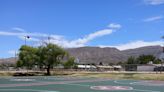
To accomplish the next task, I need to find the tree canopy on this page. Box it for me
[63,57,77,69]
[126,54,161,64]
[37,43,66,75]
[17,45,38,69]
[17,43,67,75]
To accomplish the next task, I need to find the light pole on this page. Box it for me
[48,36,51,44]
[24,36,30,45]
[15,50,17,64]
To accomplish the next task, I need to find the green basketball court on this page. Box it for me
[0,76,163,92]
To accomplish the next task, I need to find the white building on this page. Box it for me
[77,65,96,69]
[137,65,155,71]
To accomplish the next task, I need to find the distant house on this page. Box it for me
[137,64,156,71]
[113,65,122,71]
[124,64,137,71]
[97,65,114,71]
[97,65,122,71]
[124,64,163,72]
[77,65,97,70]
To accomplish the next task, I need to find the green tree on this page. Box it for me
[38,43,66,75]
[17,45,38,69]
[127,56,136,64]
[154,59,161,64]
[63,57,77,69]
[137,54,156,64]
[117,62,123,65]
[17,44,67,75]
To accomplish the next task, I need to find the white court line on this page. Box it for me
[130,81,138,84]
[114,80,160,92]
[130,81,164,86]
[114,80,147,86]
[0,84,160,92]
[0,89,59,92]
[114,80,130,85]
[133,89,160,92]
[63,83,91,87]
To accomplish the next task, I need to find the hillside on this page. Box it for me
[0,57,17,65]
[0,46,163,65]
[122,46,163,58]
[67,47,128,64]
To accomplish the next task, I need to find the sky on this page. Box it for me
[0,0,164,58]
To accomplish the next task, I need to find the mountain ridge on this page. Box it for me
[0,45,163,65]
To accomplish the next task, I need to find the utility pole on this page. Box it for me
[15,50,17,63]
[48,36,51,44]
[24,36,30,45]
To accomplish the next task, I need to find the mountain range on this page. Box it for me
[0,46,163,65]
[67,46,163,65]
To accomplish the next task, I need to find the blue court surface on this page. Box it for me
[0,76,164,92]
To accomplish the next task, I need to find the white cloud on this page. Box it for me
[144,0,164,5]
[143,15,163,22]
[0,23,121,48]
[12,27,26,32]
[108,23,121,29]
[0,30,67,47]
[99,40,164,50]
[0,30,63,41]
[48,23,122,48]
[47,29,114,48]
[73,29,113,44]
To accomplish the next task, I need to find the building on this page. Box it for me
[77,65,97,70]
[137,64,156,71]
[97,65,114,71]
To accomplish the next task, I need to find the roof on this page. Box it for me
[77,65,96,69]
[97,65,113,68]
[113,65,122,68]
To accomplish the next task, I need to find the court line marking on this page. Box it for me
[63,83,91,87]
[114,80,130,85]
[0,89,59,92]
[65,83,158,92]
[0,78,110,87]
[0,78,162,92]
[133,89,160,92]
[130,81,164,86]
[114,80,163,86]
[114,80,160,92]
[0,80,161,92]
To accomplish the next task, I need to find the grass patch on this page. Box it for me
[52,71,164,80]
[1,70,164,81]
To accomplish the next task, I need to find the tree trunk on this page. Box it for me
[46,65,51,75]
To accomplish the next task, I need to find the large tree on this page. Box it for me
[17,44,67,75]
[126,54,158,65]
[37,43,66,75]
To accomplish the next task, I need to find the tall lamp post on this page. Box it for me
[24,36,30,45]
[48,36,51,44]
